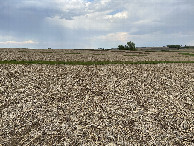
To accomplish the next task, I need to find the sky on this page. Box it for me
[0,0,194,49]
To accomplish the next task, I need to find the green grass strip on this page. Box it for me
[0,60,194,65]
[92,54,105,55]
[64,53,81,54]
[145,50,157,52]
[161,50,182,52]
[179,53,194,56]
[40,52,53,53]
[123,55,146,56]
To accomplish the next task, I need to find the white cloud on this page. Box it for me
[0,0,194,48]
[95,32,130,43]
[105,11,128,21]
[54,0,86,11]
[100,0,111,5]
[0,40,38,45]
[19,0,86,10]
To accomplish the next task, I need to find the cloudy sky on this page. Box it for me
[0,0,194,49]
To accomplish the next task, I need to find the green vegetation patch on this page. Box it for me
[161,50,182,52]
[145,50,158,52]
[0,60,194,65]
[125,51,144,54]
[179,53,194,56]
[161,50,170,52]
[111,50,126,52]
[40,51,53,53]
[90,50,103,51]
[92,54,105,55]
[123,55,146,57]
[64,53,81,54]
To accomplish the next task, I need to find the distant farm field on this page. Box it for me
[0,48,193,62]
[0,48,193,145]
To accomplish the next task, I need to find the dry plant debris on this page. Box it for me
[0,48,193,62]
[0,63,193,145]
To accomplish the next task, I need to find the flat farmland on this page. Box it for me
[0,48,193,145]
[0,48,194,62]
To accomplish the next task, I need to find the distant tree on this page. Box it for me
[167,45,181,49]
[118,41,136,50]
[127,41,136,50]
[118,45,125,50]
[183,45,189,48]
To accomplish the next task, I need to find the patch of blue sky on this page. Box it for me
[108,9,122,15]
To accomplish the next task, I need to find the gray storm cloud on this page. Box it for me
[0,0,194,48]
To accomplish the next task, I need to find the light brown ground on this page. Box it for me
[0,63,193,145]
[0,49,194,145]
[0,48,193,62]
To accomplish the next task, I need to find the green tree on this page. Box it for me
[118,45,125,50]
[118,41,136,50]
[127,41,136,50]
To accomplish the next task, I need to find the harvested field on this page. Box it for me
[0,48,194,145]
[0,48,193,62]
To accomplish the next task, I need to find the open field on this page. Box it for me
[0,48,194,62]
[0,48,194,145]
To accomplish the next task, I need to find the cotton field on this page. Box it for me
[0,48,194,145]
